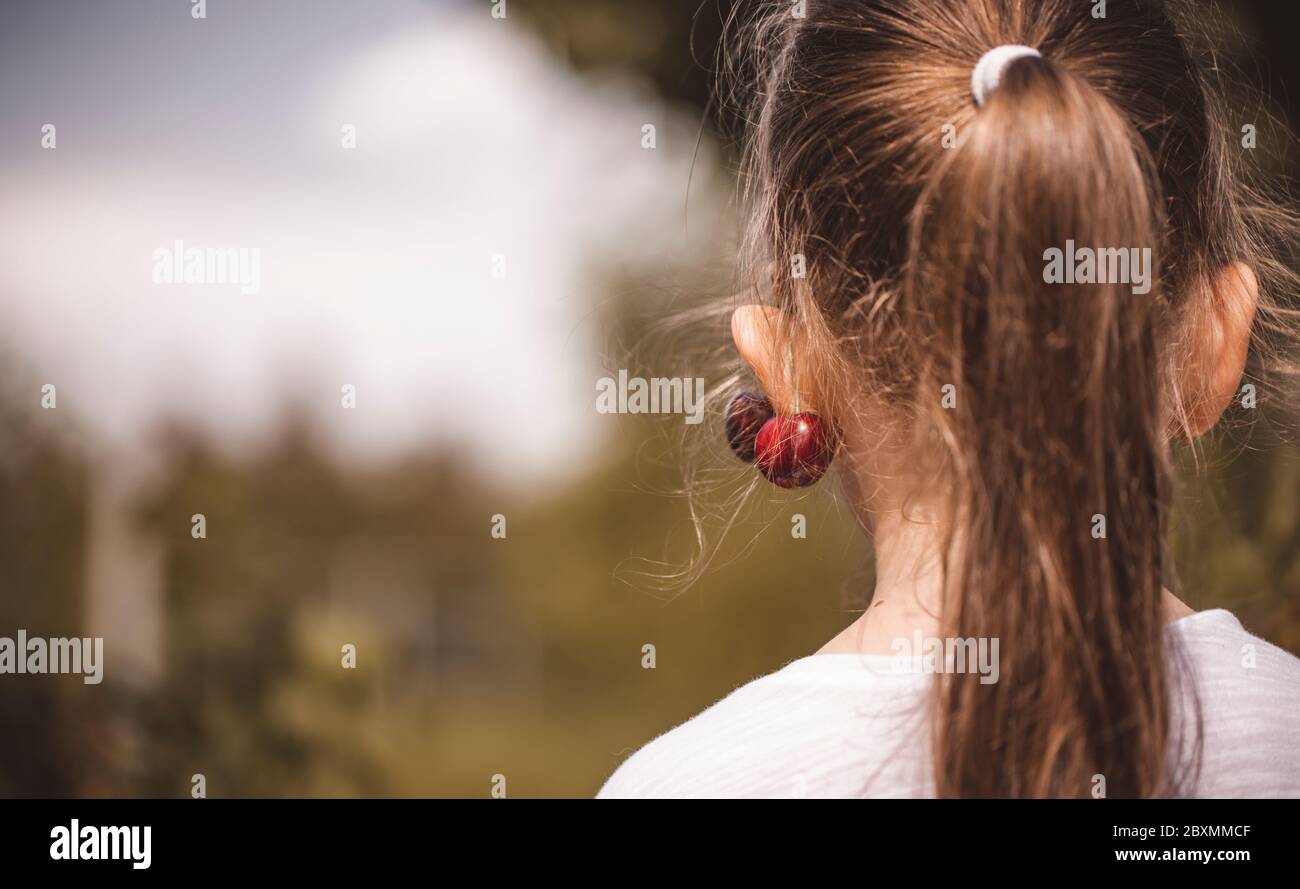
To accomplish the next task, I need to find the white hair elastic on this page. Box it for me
[971,44,1041,107]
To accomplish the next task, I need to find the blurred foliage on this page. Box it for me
[128,416,862,797]
[512,0,734,113]
[0,397,863,797]
[0,358,103,797]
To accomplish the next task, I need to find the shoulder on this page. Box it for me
[1170,610,1300,797]
[1171,609,1300,692]
[597,655,931,799]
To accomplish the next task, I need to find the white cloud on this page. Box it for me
[0,9,724,488]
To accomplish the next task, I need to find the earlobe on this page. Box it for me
[730,305,818,414]
[731,304,780,392]
[1182,262,1258,438]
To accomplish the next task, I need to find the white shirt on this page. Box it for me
[597,610,1300,798]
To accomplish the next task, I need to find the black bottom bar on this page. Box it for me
[1,799,1289,875]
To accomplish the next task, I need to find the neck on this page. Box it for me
[818,494,1194,657]
[819,497,950,655]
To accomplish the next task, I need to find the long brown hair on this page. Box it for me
[709,0,1300,797]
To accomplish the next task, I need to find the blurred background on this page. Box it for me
[0,0,1297,798]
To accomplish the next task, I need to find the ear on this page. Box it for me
[1180,262,1258,438]
[731,305,818,414]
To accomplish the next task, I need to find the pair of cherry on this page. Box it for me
[725,392,837,488]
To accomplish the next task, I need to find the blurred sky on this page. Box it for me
[0,0,724,488]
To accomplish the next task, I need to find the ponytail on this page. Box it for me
[907,56,1172,797]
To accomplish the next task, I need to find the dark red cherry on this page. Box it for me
[725,392,774,463]
[755,413,837,488]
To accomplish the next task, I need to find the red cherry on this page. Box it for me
[755,413,836,488]
[725,392,774,463]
